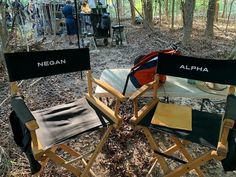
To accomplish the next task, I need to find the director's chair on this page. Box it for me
[130,53,236,176]
[4,48,126,176]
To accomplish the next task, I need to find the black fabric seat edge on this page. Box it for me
[139,102,223,148]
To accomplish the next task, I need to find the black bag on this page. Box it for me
[9,111,41,174]
[221,95,236,171]
[221,128,236,171]
[100,13,110,30]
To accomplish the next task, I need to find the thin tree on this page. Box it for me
[205,0,217,41]
[129,0,136,24]
[222,0,227,18]
[226,0,235,32]
[158,0,162,26]
[118,0,123,19]
[171,0,175,30]
[165,0,169,21]
[215,0,219,22]
[142,0,153,28]
[0,1,8,61]
[182,0,195,45]
[154,0,158,15]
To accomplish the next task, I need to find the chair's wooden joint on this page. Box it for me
[64,149,95,165]
[92,78,126,101]
[216,142,228,157]
[129,81,156,100]
[130,116,137,125]
[10,82,19,95]
[228,86,235,95]
[25,120,39,130]
[223,119,234,129]
[33,150,45,160]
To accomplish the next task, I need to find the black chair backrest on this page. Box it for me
[157,53,236,85]
[4,48,91,82]
[225,95,236,121]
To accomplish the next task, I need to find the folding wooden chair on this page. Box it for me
[129,53,236,176]
[4,48,126,176]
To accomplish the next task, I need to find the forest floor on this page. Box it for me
[1,19,236,176]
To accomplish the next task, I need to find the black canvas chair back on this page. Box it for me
[5,48,125,176]
[157,53,236,85]
[129,53,236,176]
[5,48,90,82]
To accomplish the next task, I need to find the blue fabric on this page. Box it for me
[62,4,77,35]
[62,4,74,19]
[65,18,77,35]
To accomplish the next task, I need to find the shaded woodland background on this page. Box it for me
[0,0,236,53]
[0,0,236,176]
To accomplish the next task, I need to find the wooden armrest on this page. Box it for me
[217,119,234,156]
[25,120,39,131]
[130,81,156,100]
[130,98,158,125]
[86,94,122,127]
[92,78,126,101]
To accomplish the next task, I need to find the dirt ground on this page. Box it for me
[1,20,236,176]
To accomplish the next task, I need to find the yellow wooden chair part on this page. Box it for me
[129,53,236,176]
[5,48,126,177]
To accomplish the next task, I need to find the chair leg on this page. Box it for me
[141,126,170,175]
[165,151,213,177]
[45,149,82,176]
[163,137,204,176]
[141,127,206,177]
[33,146,58,176]
[81,125,114,177]
[170,136,204,177]
[59,144,96,177]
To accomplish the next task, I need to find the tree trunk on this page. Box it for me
[205,0,216,41]
[141,0,145,17]
[0,3,7,64]
[165,0,169,21]
[130,0,136,25]
[143,0,153,28]
[215,0,219,22]
[118,0,123,19]
[226,0,235,32]
[180,0,185,26]
[122,0,125,17]
[158,0,162,26]
[0,22,4,64]
[154,0,158,15]
[182,0,195,45]
[222,0,227,18]
[171,0,175,29]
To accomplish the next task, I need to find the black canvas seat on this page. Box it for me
[130,53,236,176]
[5,48,126,176]
[139,104,223,148]
[12,97,107,150]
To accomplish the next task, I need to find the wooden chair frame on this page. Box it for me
[129,54,236,176]
[6,49,126,177]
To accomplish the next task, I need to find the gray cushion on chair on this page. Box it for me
[33,98,105,149]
